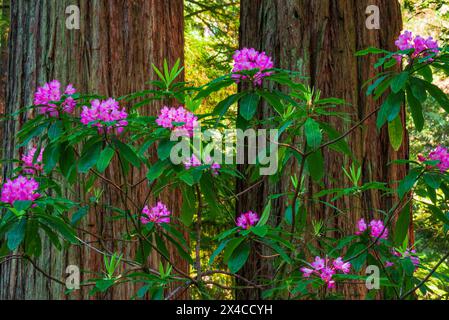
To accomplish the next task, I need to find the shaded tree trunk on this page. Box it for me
[0,0,9,157]
[237,0,407,299]
[0,0,186,300]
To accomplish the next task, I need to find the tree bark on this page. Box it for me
[0,0,186,300]
[237,0,407,299]
[0,0,9,158]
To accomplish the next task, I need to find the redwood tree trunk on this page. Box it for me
[0,0,8,157]
[0,0,186,300]
[237,0,407,299]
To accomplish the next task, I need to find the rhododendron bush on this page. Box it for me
[1,35,449,300]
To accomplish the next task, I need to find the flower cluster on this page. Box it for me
[0,176,41,205]
[236,211,259,230]
[184,154,202,170]
[183,155,221,176]
[386,248,420,270]
[156,106,199,136]
[356,218,388,240]
[210,162,221,176]
[418,146,449,172]
[394,31,439,63]
[21,147,44,174]
[232,48,274,86]
[301,256,351,289]
[80,98,128,134]
[34,80,77,117]
[141,201,171,225]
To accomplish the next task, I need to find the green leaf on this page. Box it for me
[377,91,404,129]
[147,160,169,182]
[43,142,61,174]
[13,200,32,212]
[71,206,89,225]
[417,65,433,82]
[406,86,424,131]
[180,186,195,226]
[319,123,352,157]
[6,218,26,250]
[423,173,441,189]
[78,141,102,173]
[209,239,230,266]
[367,75,388,96]
[228,242,251,273]
[157,140,176,161]
[307,150,324,182]
[96,147,115,173]
[223,238,244,263]
[355,47,388,56]
[239,93,260,120]
[397,168,421,199]
[409,77,427,103]
[258,90,284,115]
[315,98,345,105]
[394,203,410,246]
[179,171,194,186]
[195,79,234,100]
[213,93,244,121]
[304,118,322,149]
[346,243,367,272]
[390,72,409,93]
[60,145,76,182]
[421,80,449,113]
[200,175,220,217]
[257,201,271,227]
[95,279,115,292]
[38,214,78,244]
[48,121,64,141]
[388,116,403,151]
[250,225,268,237]
[113,139,141,168]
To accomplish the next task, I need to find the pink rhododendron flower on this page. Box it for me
[1,176,41,205]
[333,257,351,274]
[300,267,314,278]
[205,156,221,176]
[184,154,202,170]
[311,256,325,270]
[183,155,221,176]
[141,201,171,225]
[355,218,367,235]
[394,31,439,63]
[34,80,77,117]
[236,211,259,230]
[301,256,351,288]
[232,48,274,86]
[369,220,388,240]
[385,261,395,268]
[210,162,221,176]
[156,106,199,136]
[21,147,44,174]
[419,146,449,172]
[391,248,420,270]
[355,218,388,240]
[81,98,128,134]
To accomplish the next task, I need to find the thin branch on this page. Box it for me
[400,251,449,299]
